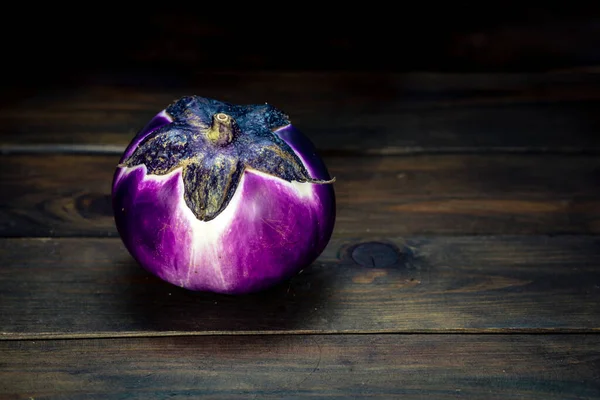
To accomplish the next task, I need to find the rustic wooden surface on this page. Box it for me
[1,235,599,339]
[2,9,600,396]
[3,70,600,153]
[2,335,599,399]
[3,153,600,238]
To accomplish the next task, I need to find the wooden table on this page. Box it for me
[1,67,600,398]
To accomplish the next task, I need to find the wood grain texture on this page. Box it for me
[2,153,600,238]
[2,71,600,153]
[1,334,599,399]
[1,235,599,338]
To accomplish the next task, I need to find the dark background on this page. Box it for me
[4,4,600,87]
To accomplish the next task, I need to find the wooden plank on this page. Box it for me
[1,334,599,399]
[2,153,600,238]
[1,235,599,338]
[2,71,600,153]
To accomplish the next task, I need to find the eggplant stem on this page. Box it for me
[207,113,239,146]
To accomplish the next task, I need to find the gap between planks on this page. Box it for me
[3,328,600,342]
[3,143,600,156]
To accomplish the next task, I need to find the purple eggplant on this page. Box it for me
[112,96,336,294]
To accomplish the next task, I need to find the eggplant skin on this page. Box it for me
[112,108,335,295]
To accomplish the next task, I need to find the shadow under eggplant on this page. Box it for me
[113,256,337,334]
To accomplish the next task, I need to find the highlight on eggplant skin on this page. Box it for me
[111,96,336,295]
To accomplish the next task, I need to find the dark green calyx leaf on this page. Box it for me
[120,96,334,222]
